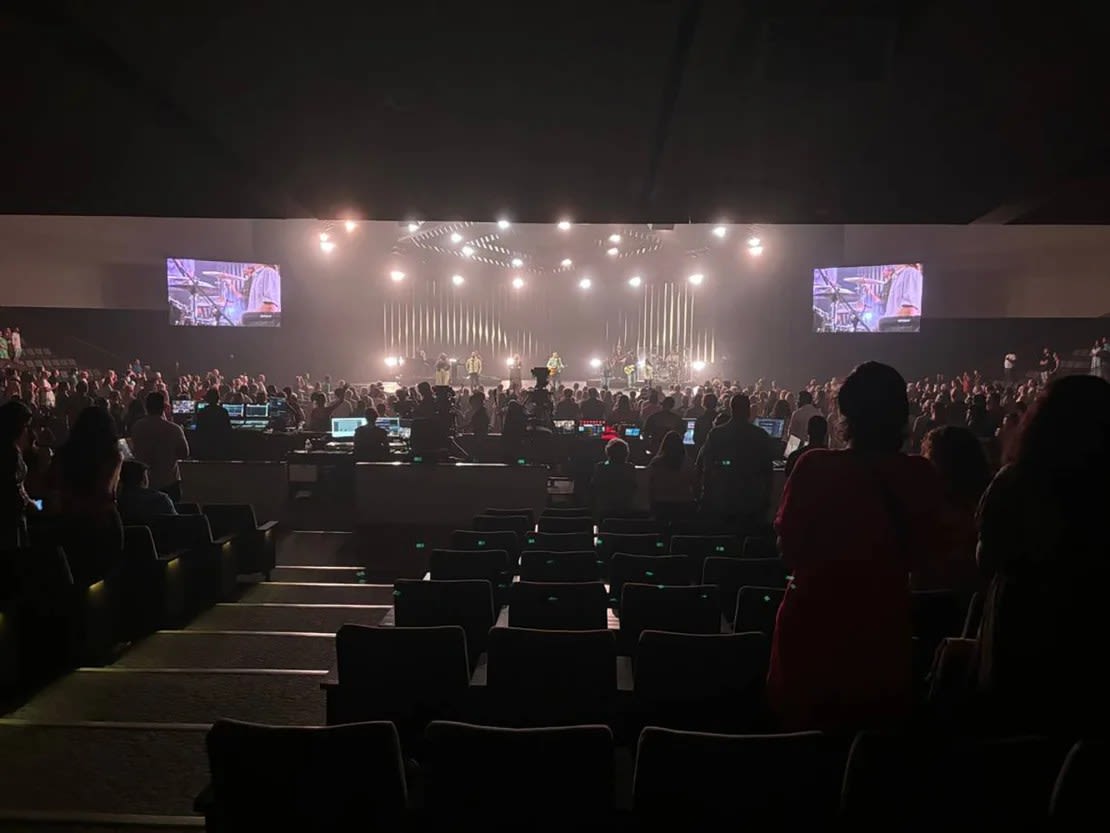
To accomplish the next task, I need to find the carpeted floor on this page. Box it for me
[187,602,388,633]
[114,631,335,671]
[10,670,326,725]
[269,565,368,583]
[238,581,396,606]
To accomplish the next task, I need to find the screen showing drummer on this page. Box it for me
[811,263,923,333]
[167,259,282,327]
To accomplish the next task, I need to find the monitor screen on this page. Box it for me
[235,420,269,431]
[245,403,269,419]
[375,416,401,437]
[171,399,196,416]
[167,259,282,327]
[224,403,245,418]
[812,263,923,333]
[754,418,785,439]
[683,418,696,446]
[331,417,367,438]
[552,419,577,435]
[268,397,288,413]
[578,420,604,438]
[397,425,412,440]
[622,426,642,439]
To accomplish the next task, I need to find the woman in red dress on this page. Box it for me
[769,362,947,731]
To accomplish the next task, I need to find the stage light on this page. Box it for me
[561,258,573,268]
[713,225,727,238]
[511,257,523,268]
[506,356,516,367]
[558,220,572,230]
[609,233,621,243]
[407,221,420,232]
[390,270,406,282]
[344,220,357,233]
[747,236,761,248]
[461,245,474,256]
[578,277,592,290]
[512,276,525,289]
[590,358,602,369]
[692,360,706,372]
[688,273,704,285]
[607,247,619,256]
[384,356,398,368]
[449,357,458,364]
[451,274,465,286]
[628,275,642,287]
[319,231,330,242]
[637,359,646,368]
[320,239,336,253]
[451,232,463,243]
[748,245,763,256]
[498,219,511,229]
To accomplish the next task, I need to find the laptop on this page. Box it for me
[331,417,367,438]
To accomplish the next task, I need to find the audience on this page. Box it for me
[117,459,176,523]
[193,388,232,459]
[647,430,695,516]
[591,437,637,519]
[0,400,35,548]
[695,394,774,530]
[129,392,190,502]
[784,414,827,477]
[353,408,390,462]
[643,396,684,452]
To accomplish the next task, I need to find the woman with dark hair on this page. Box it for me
[0,400,36,547]
[648,430,696,517]
[974,375,1110,734]
[768,362,947,730]
[915,425,992,593]
[47,406,124,586]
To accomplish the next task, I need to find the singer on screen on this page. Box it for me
[884,263,923,318]
[245,264,282,313]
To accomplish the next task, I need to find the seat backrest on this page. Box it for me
[540,506,591,518]
[486,627,616,725]
[527,531,594,552]
[149,513,214,552]
[450,529,520,561]
[336,624,470,695]
[599,517,663,536]
[393,579,495,659]
[473,513,531,538]
[123,526,159,566]
[537,515,593,534]
[429,549,510,586]
[633,727,834,824]
[1051,741,1108,828]
[202,503,259,539]
[742,536,779,559]
[702,558,788,620]
[206,719,407,828]
[670,534,741,558]
[734,586,785,634]
[910,589,966,645]
[596,532,665,564]
[174,502,201,516]
[609,554,689,608]
[508,582,607,630]
[484,507,536,525]
[519,550,603,583]
[425,721,613,817]
[619,584,720,653]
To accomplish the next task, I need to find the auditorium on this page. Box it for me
[2,4,1109,831]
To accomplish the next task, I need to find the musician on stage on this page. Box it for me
[546,352,565,384]
[623,356,637,389]
[508,353,523,390]
[883,263,923,318]
[434,353,451,386]
[465,351,483,387]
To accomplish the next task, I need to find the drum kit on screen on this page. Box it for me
[168,269,246,326]
[812,275,885,333]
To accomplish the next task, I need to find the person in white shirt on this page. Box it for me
[129,391,190,501]
[1004,352,1017,385]
[787,389,821,442]
[330,387,354,419]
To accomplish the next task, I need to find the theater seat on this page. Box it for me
[539,506,590,518]
[596,533,665,568]
[202,503,278,579]
[198,719,406,831]
[486,626,616,726]
[608,553,689,609]
[702,558,789,622]
[672,534,742,579]
[450,529,520,567]
[526,531,594,552]
[519,550,602,583]
[618,584,720,655]
[1051,741,1108,831]
[147,514,236,609]
[734,586,785,635]
[598,517,663,536]
[508,581,607,630]
[428,549,510,606]
[633,727,837,825]
[484,507,536,525]
[327,625,470,748]
[537,515,593,534]
[393,579,495,663]
[425,721,614,829]
[174,502,201,515]
[120,525,186,636]
[472,513,531,539]
[742,536,779,559]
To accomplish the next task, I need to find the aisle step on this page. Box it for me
[269,565,369,584]
[187,602,387,634]
[114,631,334,671]
[238,581,395,606]
[8,668,325,725]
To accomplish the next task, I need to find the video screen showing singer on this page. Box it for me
[812,262,923,333]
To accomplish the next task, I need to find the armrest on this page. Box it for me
[212,534,236,547]
[257,520,279,533]
[193,783,214,814]
[320,665,339,690]
[156,550,187,564]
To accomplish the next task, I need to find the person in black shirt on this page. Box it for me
[554,388,580,420]
[580,387,605,420]
[644,395,685,452]
[353,408,390,462]
[693,392,719,449]
[194,388,233,459]
[785,415,828,477]
[413,382,437,420]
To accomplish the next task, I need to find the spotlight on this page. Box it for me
[511,257,524,268]
[407,221,420,232]
[688,273,704,285]
[747,236,761,248]
[449,357,457,364]
[384,356,398,368]
[390,270,406,282]
[558,220,572,230]
[450,232,463,243]
[637,359,646,368]
[589,357,602,369]
[748,245,763,256]
[608,233,621,243]
[320,239,335,253]
[512,276,525,289]
[319,231,330,242]
[628,275,642,287]
[578,277,592,290]
[607,247,619,256]
[451,274,465,286]
[561,258,573,268]
[497,219,511,229]
[506,357,516,367]
[461,245,474,256]
[692,360,706,372]
[344,220,357,233]
[712,225,727,238]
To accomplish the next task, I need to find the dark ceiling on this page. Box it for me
[4,1,1108,223]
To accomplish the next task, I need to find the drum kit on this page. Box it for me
[812,275,886,333]
[168,267,246,326]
